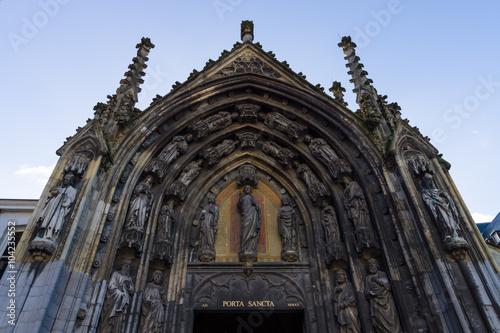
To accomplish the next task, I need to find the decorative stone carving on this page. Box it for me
[152,200,175,263]
[119,175,154,252]
[237,164,258,188]
[296,163,328,203]
[236,131,258,149]
[278,195,299,262]
[305,135,351,179]
[36,172,77,242]
[98,259,134,333]
[321,201,346,264]
[201,139,238,165]
[421,173,469,249]
[260,140,295,167]
[145,134,192,181]
[329,81,348,106]
[342,176,379,252]
[334,269,361,333]
[139,270,166,333]
[198,194,219,262]
[216,50,281,78]
[237,185,261,274]
[405,149,433,177]
[236,103,261,122]
[167,160,202,200]
[365,258,402,333]
[64,150,93,176]
[259,111,307,140]
[188,111,238,140]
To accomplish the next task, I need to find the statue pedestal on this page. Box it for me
[239,250,257,275]
[198,249,216,262]
[282,250,298,262]
[29,238,57,261]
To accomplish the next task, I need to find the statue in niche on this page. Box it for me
[237,185,261,272]
[189,111,238,139]
[296,163,328,203]
[321,201,346,264]
[342,176,378,252]
[98,259,134,333]
[146,134,192,180]
[278,195,298,262]
[259,111,307,140]
[365,258,401,333]
[119,175,154,251]
[152,200,175,263]
[260,141,294,167]
[168,160,202,200]
[139,270,166,333]
[305,135,351,178]
[421,172,467,244]
[334,269,362,333]
[198,194,219,262]
[37,172,77,241]
[201,139,237,165]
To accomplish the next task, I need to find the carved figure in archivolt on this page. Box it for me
[421,173,466,244]
[305,135,351,178]
[296,163,328,203]
[98,259,134,333]
[189,111,238,139]
[201,139,237,165]
[139,270,166,333]
[237,131,258,149]
[168,160,202,200]
[198,194,219,262]
[260,140,295,167]
[119,176,153,251]
[37,172,77,241]
[278,195,298,262]
[236,103,261,122]
[334,269,362,333]
[365,258,401,333]
[152,200,175,262]
[237,185,261,256]
[146,134,192,180]
[259,111,307,140]
[342,176,378,252]
[321,201,346,264]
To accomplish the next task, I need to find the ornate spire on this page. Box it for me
[241,20,254,42]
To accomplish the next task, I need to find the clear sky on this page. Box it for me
[1,0,499,223]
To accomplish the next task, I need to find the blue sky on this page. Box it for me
[1,0,499,223]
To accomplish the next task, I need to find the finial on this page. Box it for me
[241,20,254,42]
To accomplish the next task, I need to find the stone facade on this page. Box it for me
[1,22,499,332]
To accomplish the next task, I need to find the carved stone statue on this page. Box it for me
[278,195,298,262]
[168,160,202,200]
[259,111,307,140]
[152,200,175,263]
[189,111,238,139]
[98,259,134,333]
[237,185,261,271]
[119,176,154,251]
[334,269,362,333]
[321,201,346,264]
[198,194,219,262]
[146,134,192,180]
[342,176,378,252]
[296,163,328,203]
[305,135,351,178]
[261,141,295,167]
[365,259,401,333]
[37,172,77,241]
[201,139,237,165]
[139,270,166,333]
[421,173,466,244]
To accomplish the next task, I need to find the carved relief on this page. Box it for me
[305,135,351,179]
[342,176,379,252]
[216,51,281,78]
[119,175,154,252]
[236,131,258,149]
[145,134,192,181]
[237,185,261,274]
[139,270,166,333]
[260,140,295,167]
[278,195,299,262]
[167,160,202,200]
[259,111,307,140]
[237,164,258,188]
[295,163,328,203]
[152,200,175,263]
[188,111,238,140]
[320,201,346,264]
[198,194,219,262]
[334,269,361,333]
[201,139,238,165]
[365,259,402,333]
[64,150,93,176]
[236,103,261,123]
[97,259,134,333]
